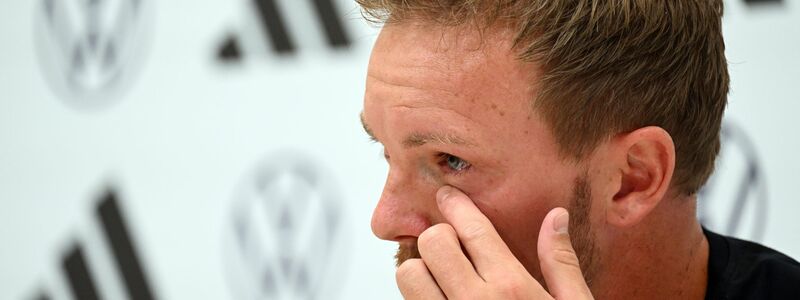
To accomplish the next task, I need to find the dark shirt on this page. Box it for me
[705,228,800,299]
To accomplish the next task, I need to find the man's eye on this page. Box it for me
[443,154,470,172]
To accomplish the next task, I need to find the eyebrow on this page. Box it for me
[360,112,475,148]
[403,132,472,148]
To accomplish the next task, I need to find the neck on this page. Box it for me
[590,195,709,299]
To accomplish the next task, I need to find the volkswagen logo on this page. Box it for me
[699,122,768,241]
[223,151,349,300]
[34,0,153,108]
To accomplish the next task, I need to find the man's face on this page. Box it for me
[362,22,599,281]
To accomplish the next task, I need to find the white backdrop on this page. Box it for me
[0,0,797,299]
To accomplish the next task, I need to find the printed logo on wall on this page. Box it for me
[31,189,156,300]
[34,0,153,109]
[698,123,768,241]
[216,0,352,62]
[224,152,349,300]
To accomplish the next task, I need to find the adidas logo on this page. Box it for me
[34,190,155,300]
[217,0,352,61]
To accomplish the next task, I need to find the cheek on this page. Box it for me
[473,185,560,241]
[462,169,572,225]
[463,175,575,274]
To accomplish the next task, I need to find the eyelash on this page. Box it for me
[380,148,471,176]
[437,153,471,175]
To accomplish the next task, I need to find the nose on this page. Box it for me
[371,169,440,242]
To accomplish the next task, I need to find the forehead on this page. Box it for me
[369,22,532,93]
[366,22,541,131]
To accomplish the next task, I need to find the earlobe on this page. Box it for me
[607,127,675,227]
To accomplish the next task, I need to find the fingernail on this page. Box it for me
[436,186,453,203]
[553,210,569,234]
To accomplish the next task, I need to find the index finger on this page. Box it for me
[435,185,524,278]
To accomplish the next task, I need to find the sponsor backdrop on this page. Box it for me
[0,0,797,299]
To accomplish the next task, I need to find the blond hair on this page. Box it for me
[357,0,729,195]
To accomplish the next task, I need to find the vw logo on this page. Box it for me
[34,0,153,108]
[223,152,349,300]
[699,122,768,241]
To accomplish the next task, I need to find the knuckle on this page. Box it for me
[460,221,489,243]
[465,293,488,300]
[550,248,582,269]
[418,223,456,252]
[418,224,443,244]
[453,290,486,300]
[396,258,425,282]
[494,278,526,299]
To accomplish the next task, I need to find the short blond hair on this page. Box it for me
[357,0,729,195]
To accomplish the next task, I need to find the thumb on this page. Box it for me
[537,207,593,299]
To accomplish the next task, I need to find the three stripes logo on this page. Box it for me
[217,0,352,61]
[35,190,155,300]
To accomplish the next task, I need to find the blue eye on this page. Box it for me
[444,154,470,172]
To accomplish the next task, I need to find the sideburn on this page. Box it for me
[570,173,599,287]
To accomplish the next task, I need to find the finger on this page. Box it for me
[417,223,484,298]
[537,207,594,299]
[435,186,520,277]
[396,258,447,300]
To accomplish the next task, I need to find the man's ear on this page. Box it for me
[606,126,676,227]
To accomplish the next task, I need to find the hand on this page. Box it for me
[395,186,594,299]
